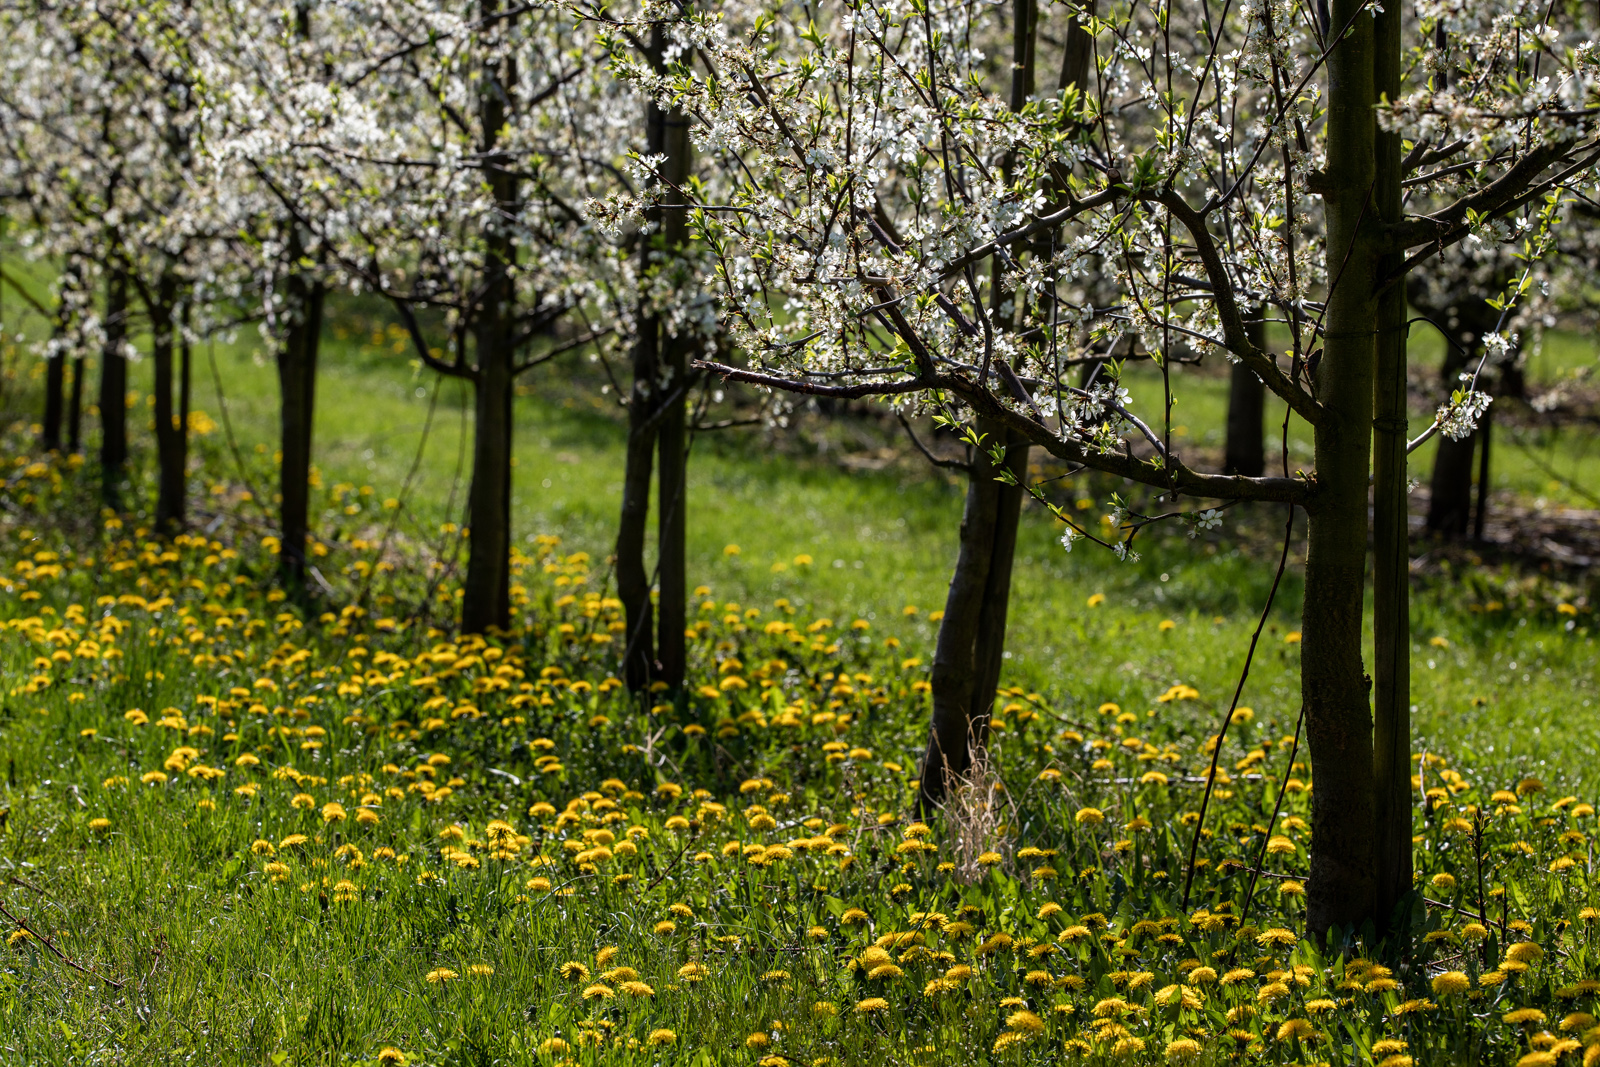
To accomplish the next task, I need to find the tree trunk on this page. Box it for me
[969,434,1028,735]
[617,21,694,692]
[1371,0,1413,936]
[41,268,75,453]
[100,269,128,504]
[1473,406,1492,542]
[460,16,518,635]
[655,106,694,693]
[1302,0,1378,939]
[918,425,1002,811]
[1224,316,1267,476]
[1428,431,1477,536]
[278,226,324,592]
[616,322,658,689]
[67,355,84,453]
[151,276,187,531]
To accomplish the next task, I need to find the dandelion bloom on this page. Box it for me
[558,961,590,981]
[467,964,493,977]
[647,1029,676,1047]
[621,981,655,997]
[1432,971,1471,996]
[1506,942,1545,964]
[425,968,458,984]
[855,997,888,1014]
[976,851,1003,867]
[376,1049,406,1066]
[678,962,708,982]
[581,983,614,1001]
[1276,1019,1316,1042]
[1165,1038,1201,1062]
[1075,808,1105,825]
[1503,1008,1546,1026]
[1257,928,1297,947]
[88,818,111,832]
[537,1038,569,1055]
[1006,1010,1045,1034]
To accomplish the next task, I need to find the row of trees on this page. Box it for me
[3,0,1597,940]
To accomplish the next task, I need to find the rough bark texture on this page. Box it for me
[460,21,518,635]
[969,435,1028,733]
[919,427,1002,810]
[1224,316,1267,476]
[617,22,694,692]
[616,322,658,690]
[151,275,187,531]
[654,106,694,694]
[42,292,67,453]
[1303,0,1378,938]
[1415,297,1497,536]
[278,230,324,591]
[1371,0,1413,936]
[99,269,128,504]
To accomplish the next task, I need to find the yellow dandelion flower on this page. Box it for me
[1432,971,1471,995]
[1165,1038,1202,1062]
[581,983,614,1001]
[855,997,888,1014]
[376,1049,407,1066]
[1276,1019,1316,1042]
[425,968,458,984]
[1504,1008,1546,1026]
[647,1029,676,1046]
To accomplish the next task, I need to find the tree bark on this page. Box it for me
[1302,0,1378,938]
[1371,0,1413,936]
[100,268,128,504]
[151,274,187,531]
[460,12,518,635]
[654,105,694,694]
[278,226,324,592]
[617,21,694,692]
[67,354,84,454]
[41,265,78,453]
[969,434,1028,735]
[919,424,1002,810]
[1224,316,1267,476]
[616,322,658,689]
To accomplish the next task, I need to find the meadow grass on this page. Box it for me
[0,305,1596,1065]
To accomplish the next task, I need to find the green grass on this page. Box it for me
[0,299,1597,1066]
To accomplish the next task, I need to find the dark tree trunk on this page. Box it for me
[1371,0,1413,936]
[919,423,1003,810]
[151,275,187,531]
[100,269,128,504]
[616,324,658,689]
[1423,321,1482,535]
[42,267,76,453]
[1428,432,1477,536]
[278,227,324,592]
[1224,316,1267,476]
[969,434,1028,734]
[1302,0,1378,938]
[654,109,694,693]
[1474,408,1492,542]
[617,22,694,692]
[67,355,84,453]
[460,16,518,635]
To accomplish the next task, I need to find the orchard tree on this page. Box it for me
[213,0,637,632]
[626,0,1600,937]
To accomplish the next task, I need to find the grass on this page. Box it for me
[0,299,1596,1065]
